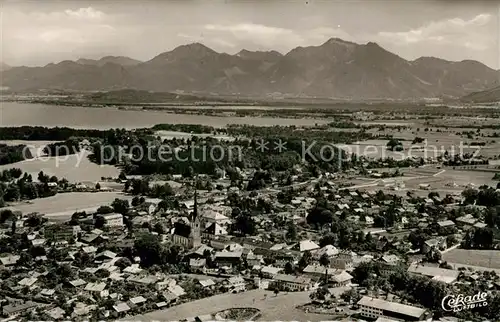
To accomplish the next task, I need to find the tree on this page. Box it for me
[232,213,257,236]
[428,191,440,199]
[0,209,16,223]
[38,171,49,183]
[446,234,458,247]
[341,288,361,304]
[118,171,127,181]
[25,213,44,227]
[285,223,297,241]
[154,222,165,234]
[298,251,312,270]
[319,233,337,247]
[319,253,330,267]
[134,233,162,267]
[284,262,294,274]
[386,139,403,151]
[95,182,101,190]
[111,198,129,215]
[4,185,20,201]
[94,216,105,229]
[412,137,425,144]
[96,205,114,214]
[115,257,132,270]
[131,196,141,207]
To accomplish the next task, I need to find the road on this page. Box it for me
[128,289,334,322]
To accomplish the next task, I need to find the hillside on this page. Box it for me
[0,62,11,71]
[462,85,500,103]
[1,39,499,100]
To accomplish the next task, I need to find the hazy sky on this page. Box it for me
[2,0,500,68]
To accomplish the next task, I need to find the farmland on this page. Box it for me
[443,249,500,270]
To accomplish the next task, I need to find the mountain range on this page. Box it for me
[1,38,499,100]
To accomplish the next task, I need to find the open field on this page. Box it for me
[442,249,500,269]
[0,150,120,184]
[1,192,132,221]
[129,288,347,322]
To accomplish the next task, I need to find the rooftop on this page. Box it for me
[358,296,426,319]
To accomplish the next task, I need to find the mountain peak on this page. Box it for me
[173,42,217,55]
[322,37,356,47]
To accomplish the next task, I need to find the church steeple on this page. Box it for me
[192,188,198,222]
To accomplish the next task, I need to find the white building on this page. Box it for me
[358,296,428,321]
[99,213,124,228]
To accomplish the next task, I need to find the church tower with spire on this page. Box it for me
[189,188,202,248]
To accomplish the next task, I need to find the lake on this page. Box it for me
[0,102,328,129]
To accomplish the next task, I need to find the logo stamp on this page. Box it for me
[441,292,488,312]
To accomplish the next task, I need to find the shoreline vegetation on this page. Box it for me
[2,89,499,120]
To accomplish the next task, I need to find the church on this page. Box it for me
[171,190,202,249]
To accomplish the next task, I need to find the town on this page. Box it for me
[0,113,498,321]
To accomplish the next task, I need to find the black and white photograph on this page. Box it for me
[0,0,500,321]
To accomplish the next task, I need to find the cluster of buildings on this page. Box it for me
[0,164,497,322]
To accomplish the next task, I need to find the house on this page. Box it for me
[297,240,320,252]
[171,191,201,249]
[44,224,78,241]
[199,279,216,288]
[313,245,339,259]
[189,258,206,270]
[18,277,38,287]
[69,279,87,288]
[377,254,402,274]
[201,210,231,225]
[303,264,339,280]
[358,296,429,321]
[330,252,354,270]
[202,223,228,240]
[437,220,455,229]
[44,307,65,320]
[0,255,20,267]
[167,285,186,297]
[422,237,447,254]
[97,213,124,228]
[260,266,282,278]
[129,296,147,306]
[113,302,130,314]
[456,214,477,228]
[84,282,108,298]
[407,264,459,284]
[224,276,246,292]
[155,279,176,291]
[330,271,353,286]
[474,222,487,229]
[270,274,312,292]
[246,253,263,267]
[214,251,243,268]
[3,301,38,317]
[274,251,298,267]
[95,250,117,262]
